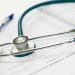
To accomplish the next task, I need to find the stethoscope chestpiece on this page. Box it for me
[13,36,35,57]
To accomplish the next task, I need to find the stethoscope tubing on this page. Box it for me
[0,0,75,57]
[18,0,75,36]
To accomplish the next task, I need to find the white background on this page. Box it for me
[0,0,75,75]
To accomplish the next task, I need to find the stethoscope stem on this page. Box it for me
[0,43,13,47]
[30,29,75,40]
[0,40,73,56]
[0,28,75,56]
[13,40,73,54]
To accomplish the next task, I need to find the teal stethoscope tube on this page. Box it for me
[18,0,75,36]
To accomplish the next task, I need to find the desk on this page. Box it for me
[0,1,75,75]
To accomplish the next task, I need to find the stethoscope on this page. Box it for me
[0,0,75,58]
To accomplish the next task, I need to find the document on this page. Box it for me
[0,1,75,75]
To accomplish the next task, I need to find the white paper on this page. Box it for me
[0,1,75,75]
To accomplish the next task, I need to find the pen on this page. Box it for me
[0,14,14,31]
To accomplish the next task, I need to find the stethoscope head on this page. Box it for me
[12,36,35,57]
[13,36,29,50]
[0,36,36,58]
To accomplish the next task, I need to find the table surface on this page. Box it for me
[0,0,75,75]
